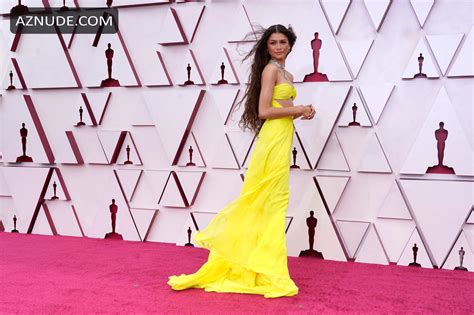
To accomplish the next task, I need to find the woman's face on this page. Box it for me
[267,32,290,62]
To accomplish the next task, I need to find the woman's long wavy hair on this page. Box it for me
[237,24,297,135]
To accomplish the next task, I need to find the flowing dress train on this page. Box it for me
[167,83,298,298]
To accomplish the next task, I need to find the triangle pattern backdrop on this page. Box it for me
[0,0,472,272]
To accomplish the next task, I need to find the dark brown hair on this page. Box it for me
[236,24,297,135]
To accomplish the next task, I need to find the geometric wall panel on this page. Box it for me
[400,179,474,267]
[291,131,312,170]
[402,37,439,79]
[130,170,169,210]
[174,4,205,44]
[97,131,127,164]
[16,34,79,89]
[70,34,139,87]
[115,169,142,202]
[176,211,215,247]
[144,51,173,87]
[174,171,206,207]
[409,0,435,28]
[177,131,206,168]
[363,0,391,31]
[226,4,256,43]
[2,94,51,163]
[157,8,187,45]
[44,203,83,237]
[336,220,370,259]
[59,166,140,241]
[0,196,17,232]
[286,175,347,261]
[2,167,50,233]
[23,92,88,164]
[143,89,205,165]
[189,170,242,214]
[357,132,392,173]
[448,26,474,77]
[210,88,240,126]
[69,129,108,164]
[377,180,412,220]
[31,206,54,236]
[81,92,111,126]
[316,132,350,172]
[468,210,474,224]
[209,132,240,170]
[145,208,188,244]
[331,173,394,222]
[1,0,472,274]
[131,94,155,126]
[44,169,70,201]
[442,231,473,271]
[0,168,11,196]
[359,83,394,125]
[426,33,464,76]
[244,0,352,82]
[320,0,352,34]
[338,87,372,127]
[209,48,240,85]
[355,224,390,265]
[315,175,350,214]
[1,58,26,90]
[400,87,473,175]
[376,218,416,263]
[115,133,143,166]
[226,128,255,168]
[130,208,157,242]
[160,172,190,208]
[338,38,374,79]
[129,127,171,169]
[295,84,351,168]
[175,50,206,86]
[397,228,433,268]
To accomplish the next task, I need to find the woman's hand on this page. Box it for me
[299,105,316,120]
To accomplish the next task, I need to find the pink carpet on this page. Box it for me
[1,233,472,313]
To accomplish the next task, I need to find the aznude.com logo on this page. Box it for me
[10,7,119,34]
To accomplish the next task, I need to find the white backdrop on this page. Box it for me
[0,0,473,271]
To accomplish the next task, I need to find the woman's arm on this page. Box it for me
[258,65,303,120]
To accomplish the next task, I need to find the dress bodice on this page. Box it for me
[272,83,296,105]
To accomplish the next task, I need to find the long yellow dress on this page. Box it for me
[167,83,299,298]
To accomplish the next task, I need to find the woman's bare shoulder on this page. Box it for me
[262,63,278,79]
[264,62,278,71]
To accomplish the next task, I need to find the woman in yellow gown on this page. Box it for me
[167,24,316,298]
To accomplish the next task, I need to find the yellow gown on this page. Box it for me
[167,83,299,298]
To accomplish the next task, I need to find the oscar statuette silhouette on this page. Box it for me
[7,70,16,90]
[184,227,194,247]
[303,32,329,82]
[105,199,123,239]
[11,215,19,233]
[299,211,324,258]
[100,43,121,87]
[414,53,427,78]
[290,147,300,169]
[184,63,194,85]
[16,123,33,163]
[426,122,455,174]
[454,247,467,271]
[409,243,421,267]
[217,62,228,84]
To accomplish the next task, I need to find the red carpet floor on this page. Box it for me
[1,233,473,314]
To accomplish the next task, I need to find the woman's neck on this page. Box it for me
[270,58,285,69]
